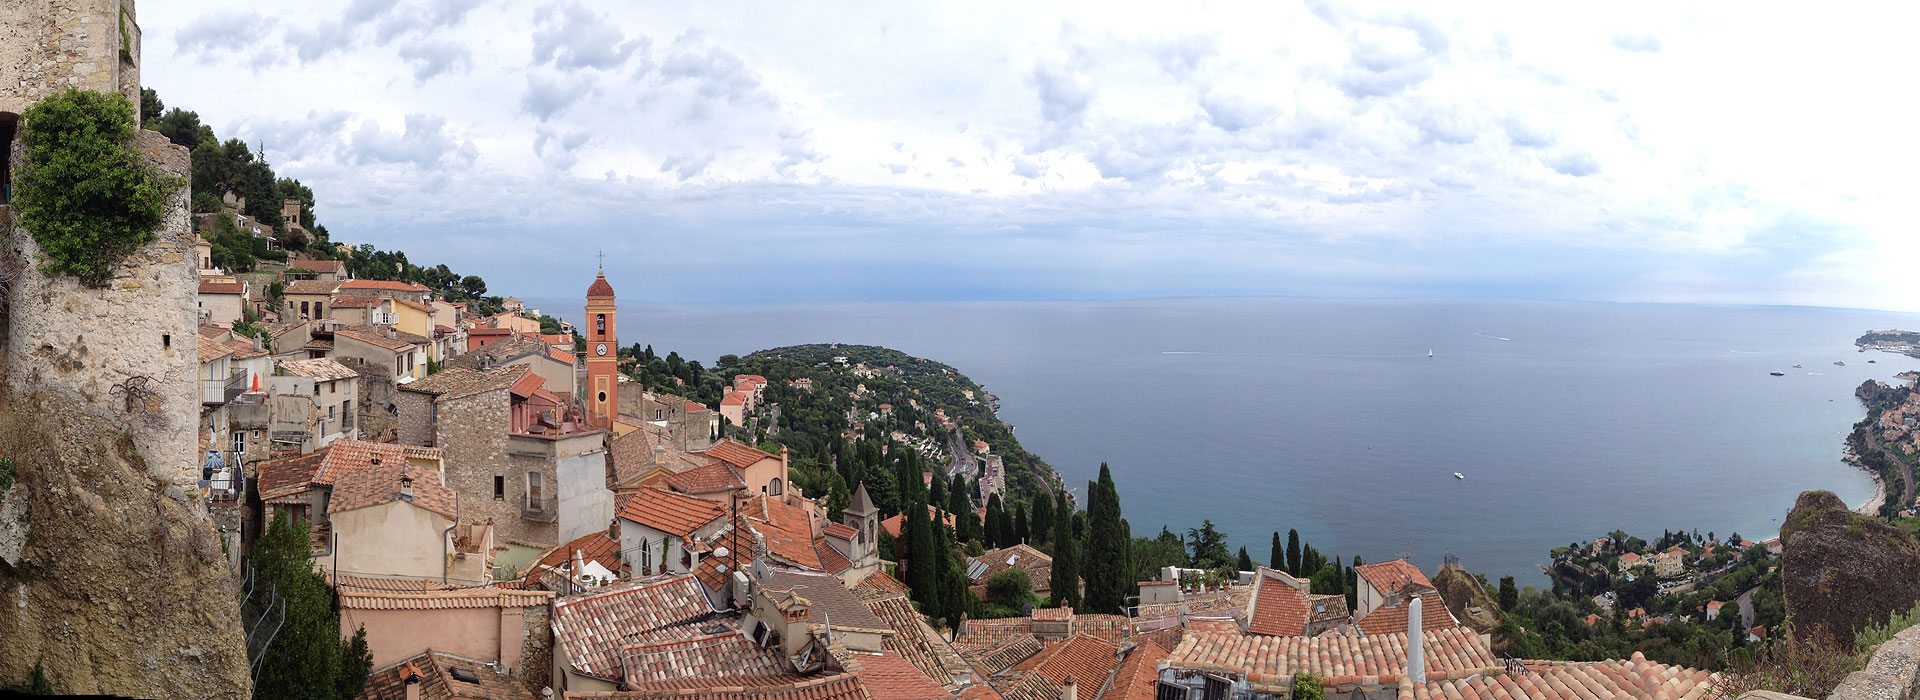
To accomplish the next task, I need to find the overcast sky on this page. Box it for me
[142,1,1919,310]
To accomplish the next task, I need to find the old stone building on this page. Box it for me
[620,389,715,452]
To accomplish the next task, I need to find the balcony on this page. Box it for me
[201,369,248,406]
[521,493,559,523]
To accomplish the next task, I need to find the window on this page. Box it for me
[494,476,505,499]
[655,409,663,420]
[341,400,353,429]
[327,405,336,421]
[1156,684,1190,700]
[770,478,783,496]
[328,381,335,394]
[1202,676,1230,700]
[300,301,310,317]
[315,302,323,318]
[527,471,544,509]
[231,431,246,454]
[595,313,605,335]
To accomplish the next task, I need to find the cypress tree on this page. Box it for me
[1286,529,1301,576]
[985,494,1006,547]
[947,473,973,543]
[936,517,966,629]
[929,471,948,515]
[1014,502,1029,546]
[904,470,939,613]
[250,510,372,700]
[1031,495,1054,550]
[1237,546,1254,572]
[1347,556,1363,611]
[1269,532,1283,570]
[1049,491,1081,610]
[1083,464,1128,615]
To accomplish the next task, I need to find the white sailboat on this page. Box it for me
[1428,349,1434,358]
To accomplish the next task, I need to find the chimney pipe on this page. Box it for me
[1060,676,1077,700]
[1407,596,1426,684]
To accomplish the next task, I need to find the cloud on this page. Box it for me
[1610,33,1662,52]
[521,72,595,121]
[1545,151,1601,177]
[349,114,475,169]
[174,12,273,59]
[533,2,647,70]
[659,40,770,107]
[534,126,594,170]
[1199,91,1274,133]
[398,39,472,83]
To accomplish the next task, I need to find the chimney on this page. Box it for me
[1060,676,1077,700]
[653,444,668,468]
[1407,596,1425,684]
[401,662,423,700]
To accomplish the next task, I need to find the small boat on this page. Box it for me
[1836,361,1847,366]
[1793,364,1802,368]
[1428,349,1434,358]
[1770,371,1785,376]
[1454,472,1465,479]
[1869,360,1877,363]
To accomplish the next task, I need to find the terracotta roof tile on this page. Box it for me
[526,531,624,587]
[199,334,236,362]
[970,545,1052,586]
[815,540,854,575]
[620,487,729,538]
[339,587,553,611]
[665,461,747,495]
[405,366,529,401]
[327,459,458,520]
[329,295,387,308]
[955,618,1034,655]
[620,631,792,689]
[1099,641,1169,700]
[1400,653,1719,700]
[315,440,445,487]
[283,279,340,295]
[279,357,358,381]
[763,569,890,632]
[1356,559,1436,597]
[1187,617,1242,636]
[588,274,616,298]
[1354,593,1458,636]
[1166,627,1496,691]
[862,592,973,688]
[550,574,719,682]
[1000,635,1118,700]
[1248,568,1312,637]
[969,635,1043,677]
[341,279,431,292]
[361,649,539,700]
[853,651,951,700]
[327,573,457,593]
[703,440,779,470]
[288,259,346,274]
[335,325,426,351]
[824,522,859,540]
[563,672,874,700]
[257,449,330,500]
[199,281,246,294]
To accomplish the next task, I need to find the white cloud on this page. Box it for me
[135,0,1920,310]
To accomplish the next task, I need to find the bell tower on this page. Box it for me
[584,262,618,429]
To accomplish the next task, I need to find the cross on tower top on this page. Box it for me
[596,250,605,273]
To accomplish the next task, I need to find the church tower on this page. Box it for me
[584,266,619,429]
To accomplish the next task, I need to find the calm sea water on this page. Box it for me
[535,297,1920,585]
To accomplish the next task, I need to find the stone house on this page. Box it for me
[620,390,715,452]
[393,365,608,566]
[261,320,315,359]
[197,281,248,325]
[270,357,359,448]
[193,235,216,275]
[279,279,338,321]
[255,440,447,549]
[198,328,270,456]
[444,334,576,395]
[284,257,345,282]
[332,325,428,384]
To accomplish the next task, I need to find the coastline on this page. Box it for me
[1843,442,1889,515]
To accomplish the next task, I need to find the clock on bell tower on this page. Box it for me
[584,263,619,429]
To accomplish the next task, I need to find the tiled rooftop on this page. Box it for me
[1396,653,1719,700]
[341,279,431,292]
[620,631,790,689]
[326,460,457,520]
[955,618,1034,654]
[563,672,873,700]
[865,594,970,688]
[338,587,553,611]
[1357,559,1436,597]
[815,540,854,574]
[1247,568,1312,637]
[969,545,1052,585]
[1354,593,1458,636]
[1166,627,1497,691]
[704,440,779,469]
[361,649,538,700]
[1005,634,1116,687]
[278,357,358,381]
[551,574,719,682]
[199,281,246,294]
[1187,617,1242,636]
[283,279,340,295]
[747,496,824,570]
[257,449,330,500]
[620,487,728,538]
[969,635,1043,677]
[1097,641,1169,700]
[527,531,624,587]
[335,325,426,351]
[664,461,746,495]
[852,651,952,700]
[762,569,891,632]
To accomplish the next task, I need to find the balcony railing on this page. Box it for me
[201,369,249,406]
[521,493,559,523]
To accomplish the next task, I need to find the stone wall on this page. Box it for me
[6,129,197,494]
[394,387,437,446]
[1827,621,1920,700]
[436,387,536,544]
[520,603,553,694]
[0,0,140,119]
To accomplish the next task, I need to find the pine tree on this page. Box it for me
[1286,529,1301,576]
[985,494,1006,547]
[903,471,939,615]
[1269,532,1283,570]
[947,473,974,544]
[1498,576,1519,611]
[1049,491,1081,610]
[1083,465,1128,615]
[1014,502,1030,546]
[1237,546,1254,572]
[1346,556,1363,611]
[929,471,948,515]
[936,517,966,629]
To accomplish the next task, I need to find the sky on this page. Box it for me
[141,1,1920,310]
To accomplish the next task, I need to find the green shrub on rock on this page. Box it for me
[13,89,180,287]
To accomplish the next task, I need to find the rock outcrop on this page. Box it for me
[1780,490,1920,646]
[0,386,251,697]
[1432,564,1503,634]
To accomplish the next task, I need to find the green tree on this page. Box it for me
[947,473,974,544]
[139,87,163,123]
[1270,531,1284,570]
[1291,672,1324,700]
[985,494,1006,547]
[14,88,178,287]
[984,567,1037,610]
[1031,495,1054,550]
[1014,502,1030,546]
[1286,529,1302,576]
[249,511,372,700]
[1237,546,1255,573]
[1049,492,1081,610]
[1186,520,1231,570]
[1082,465,1130,614]
[1499,576,1519,612]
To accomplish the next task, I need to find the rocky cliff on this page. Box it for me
[1780,490,1920,646]
[0,385,252,697]
[1432,564,1503,634]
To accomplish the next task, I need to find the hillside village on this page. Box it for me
[11,3,1920,700]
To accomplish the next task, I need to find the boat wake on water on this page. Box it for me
[1474,331,1511,341]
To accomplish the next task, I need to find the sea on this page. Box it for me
[531,297,1920,586]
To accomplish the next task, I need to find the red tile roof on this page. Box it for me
[704,440,778,469]
[620,631,790,689]
[338,587,553,611]
[199,281,246,294]
[746,495,824,570]
[854,652,951,700]
[664,461,746,495]
[1356,559,1435,597]
[815,539,854,574]
[1187,617,1242,636]
[283,279,340,295]
[969,634,1043,677]
[564,672,873,700]
[328,295,387,308]
[361,649,540,700]
[256,449,330,499]
[588,273,616,298]
[278,357,358,381]
[341,279,431,292]
[824,522,859,540]
[1354,593,1459,636]
[1102,641,1170,700]
[762,569,891,632]
[880,506,955,540]
[528,531,625,586]
[1167,627,1496,691]
[1400,653,1719,700]
[1247,568,1312,637]
[1004,635,1119,700]
[551,574,718,682]
[619,487,728,538]
[327,459,457,520]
